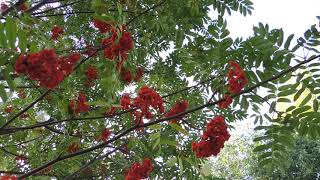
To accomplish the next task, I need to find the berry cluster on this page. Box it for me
[69,93,90,114]
[51,25,64,40]
[15,49,81,89]
[102,26,133,61]
[217,61,247,109]
[0,175,17,180]
[93,18,113,33]
[98,128,111,142]
[125,158,154,180]
[217,95,232,109]
[192,116,230,158]
[165,100,189,123]
[120,86,164,127]
[120,93,131,110]
[228,61,248,94]
[85,66,98,87]
[120,67,144,84]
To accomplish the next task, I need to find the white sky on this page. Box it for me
[227,0,320,39]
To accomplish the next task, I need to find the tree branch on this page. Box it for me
[126,1,166,26]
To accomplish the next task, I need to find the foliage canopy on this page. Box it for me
[0,0,319,179]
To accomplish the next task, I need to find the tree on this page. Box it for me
[210,132,320,180]
[0,0,319,179]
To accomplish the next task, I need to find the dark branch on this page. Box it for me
[126,1,166,26]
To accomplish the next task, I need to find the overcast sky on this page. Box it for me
[227,0,320,39]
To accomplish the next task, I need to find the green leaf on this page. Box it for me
[0,23,7,47]
[292,106,311,116]
[278,88,296,97]
[160,138,178,147]
[294,87,306,101]
[150,132,161,140]
[0,84,8,102]
[313,99,319,111]
[18,30,27,52]
[166,157,177,167]
[253,144,271,152]
[299,93,312,107]
[5,16,17,49]
[277,29,284,46]
[178,157,184,176]
[259,158,273,167]
[3,67,15,90]
[284,34,294,49]
[169,123,189,135]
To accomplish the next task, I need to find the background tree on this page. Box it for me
[210,132,320,180]
[0,0,319,179]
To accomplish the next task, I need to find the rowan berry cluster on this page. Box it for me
[15,49,81,89]
[228,61,248,94]
[165,100,189,123]
[120,86,164,127]
[125,158,154,180]
[120,67,144,84]
[98,128,111,142]
[51,25,64,40]
[218,61,247,109]
[0,175,17,180]
[192,116,230,158]
[85,66,99,86]
[93,18,113,33]
[69,93,90,114]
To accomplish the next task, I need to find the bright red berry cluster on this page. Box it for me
[120,93,131,110]
[192,116,230,158]
[125,158,154,180]
[120,86,164,127]
[15,49,81,89]
[120,67,133,83]
[165,100,189,123]
[0,175,17,180]
[218,95,233,109]
[120,67,144,84]
[98,128,111,142]
[93,18,113,33]
[51,25,64,40]
[85,66,98,86]
[102,27,133,61]
[69,93,90,114]
[228,61,248,94]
